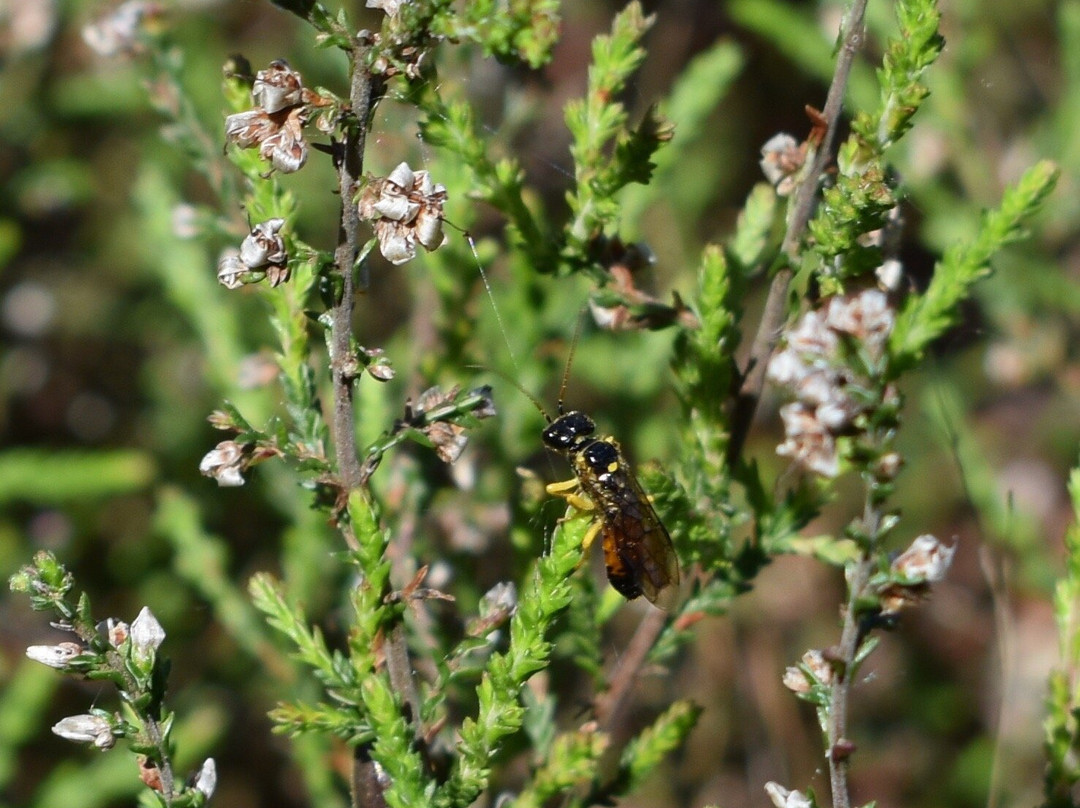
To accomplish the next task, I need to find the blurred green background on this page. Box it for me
[0,0,1077,806]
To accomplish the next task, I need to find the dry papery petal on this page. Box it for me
[199,440,249,486]
[825,288,894,358]
[373,218,416,265]
[259,108,308,173]
[224,109,276,149]
[765,782,812,808]
[777,402,840,478]
[891,534,955,583]
[252,60,304,114]
[239,219,287,268]
[367,0,407,16]
[53,714,115,748]
[786,308,839,360]
[194,758,217,800]
[875,258,904,292]
[26,641,83,669]
[217,251,252,290]
[759,133,805,196]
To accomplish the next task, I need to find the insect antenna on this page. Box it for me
[465,364,550,423]
[554,311,586,416]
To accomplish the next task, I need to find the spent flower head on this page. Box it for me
[359,162,447,265]
[224,60,312,173]
[217,219,290,290]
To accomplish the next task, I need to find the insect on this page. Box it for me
[541,407,681,611]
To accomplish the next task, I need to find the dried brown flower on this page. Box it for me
[359,162,447,265]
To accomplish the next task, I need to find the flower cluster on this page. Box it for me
[358,162,447,265]
[767,288,896,477]
[12,553,217,803]
[225,60,322,173]
[217,218,289,290]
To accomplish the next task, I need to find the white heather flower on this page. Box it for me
[359,162,447,265]
[765,782,813,808]
[193,758,217,800]
[53,714,115,748]
[825,289,894,359]
[801,648,833,685]
[782,665,810,694]
[82,1,160,57]
[252,60,303,114]
[367,0,407,16]
[759,133,805,196]
[130,607,165,659]
[875,258,904,292]
[199,440,249,486]
[777,402,839,478]
[26,641,83,669]
[766,346,812,388]
[785,308,839,359]
[891,535,956,583]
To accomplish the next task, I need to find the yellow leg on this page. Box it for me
[546,478,595,513]
[581,519,602,552]
[546,477,601,551]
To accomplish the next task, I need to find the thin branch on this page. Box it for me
[594,607,668,732]
[727,0,869,467]
[826,558,869,808]
[330,36,378,491]
[826,496,880,808]
[328,37,407,808]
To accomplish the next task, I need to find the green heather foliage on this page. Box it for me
[1,1,1076,807]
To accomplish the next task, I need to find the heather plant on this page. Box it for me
[2,1,1076,807]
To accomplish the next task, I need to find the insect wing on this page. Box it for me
[598,469,680,610]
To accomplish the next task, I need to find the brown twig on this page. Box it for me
[826,495,880,808]
[827,556,870,808]
[329,38,413,808]
[594,606,668,732]
[726,0,869,467]
[331,37,377,492]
